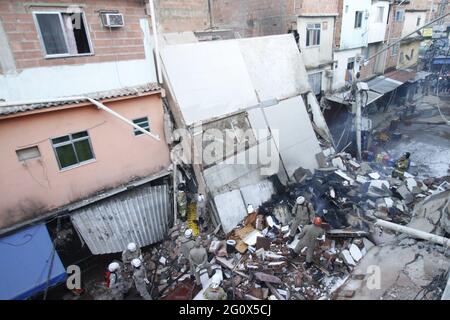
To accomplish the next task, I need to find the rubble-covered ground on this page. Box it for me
[53,94,450,301]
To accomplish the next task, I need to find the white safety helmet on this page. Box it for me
[247,204,254,214]
[296,196,305,205]
[127,242,137,252]
[210,273,221,289]
[184,229,193,239]
[108,262,120,272]
[131,258,142,268]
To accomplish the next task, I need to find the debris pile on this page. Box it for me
[143,152,449,300]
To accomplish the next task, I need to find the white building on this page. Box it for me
[333,0,372,90]
[364,0,391,76]
[297,14,337,95]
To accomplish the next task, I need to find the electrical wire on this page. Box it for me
[0,224,41,246]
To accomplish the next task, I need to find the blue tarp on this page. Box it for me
[0,224,66,300]
[433,56,450,65]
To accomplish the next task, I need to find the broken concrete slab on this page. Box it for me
[332,157,347,171]
[341,250,356,266]
[349,244,363,262]
[254,272,282,284]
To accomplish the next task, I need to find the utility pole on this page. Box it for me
[354,82,363,160]
[437,0,448,25]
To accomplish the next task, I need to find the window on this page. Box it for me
[395,10,405,22]
[410,49,414,59]
[133,117,150,136]
[416,16,421,27]
[355,11,363,28]
[52,131,94,170]
[347,57,355,70]
[400,52,405,63]
[392,43,399,55]
[16,146,40,161]
[306,23,321,47]
[376,7,385,23]
[362,46,370,59]
[308,72,322,95]
[33,11,92,58]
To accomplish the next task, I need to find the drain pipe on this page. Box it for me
[149,0,163,84]
[0,97,161,141]
[375,219,450,249]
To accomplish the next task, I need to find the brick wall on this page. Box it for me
[334,0,344,49]
[156,0,210,33]
[212,0,340,37]
[0,0,148,71]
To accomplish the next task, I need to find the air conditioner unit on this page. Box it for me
[101,13,125,28]
[325,70,334,78]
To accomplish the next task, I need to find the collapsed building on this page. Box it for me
[0,30,448,300]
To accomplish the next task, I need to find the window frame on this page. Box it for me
[51,130,96,171]
[355,11,363,28]
[395,10,405,22]
[416,16,421,27]
[132,117,151,136]
[32,11,94,59]
[376,6,384,23]
[306,23,321,47]
[392,43,399,56]
[16,146,41,162]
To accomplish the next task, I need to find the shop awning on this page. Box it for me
[367,76,404,94]
[0,224,66,300]
[433,56,450,65]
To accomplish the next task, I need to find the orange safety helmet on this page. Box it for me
[313,216,322,226]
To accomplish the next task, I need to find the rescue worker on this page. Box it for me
[291,216,326,269]
[107,262,126,300]
[203,274,227,300]
[196,193,206,219]
[288,196,315,242]
[179,228,195,265]
[392,152,411,179]
[131,258,152,300]
[122,242,142,272]
[189,237,211,286]
[177,183,187,220]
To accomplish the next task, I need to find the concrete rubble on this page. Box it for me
[142,151,450,300]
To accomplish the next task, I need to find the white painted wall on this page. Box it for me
[160,34,313,125]
[340,0,371,50]
[333,48,362,90]
[402,11,427,37]
[297,16,335,68]
[368,1,390,44]
[0,19,157,101]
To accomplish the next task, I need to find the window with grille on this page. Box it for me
[308,72,322,95]
[133,117,150,136]
[306,23,321,47]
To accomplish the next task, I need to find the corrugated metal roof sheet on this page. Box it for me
[71,184,170,255]
[367,76,403,94]
[0,83,160,116]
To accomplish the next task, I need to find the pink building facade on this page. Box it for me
[0,88,170,231]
